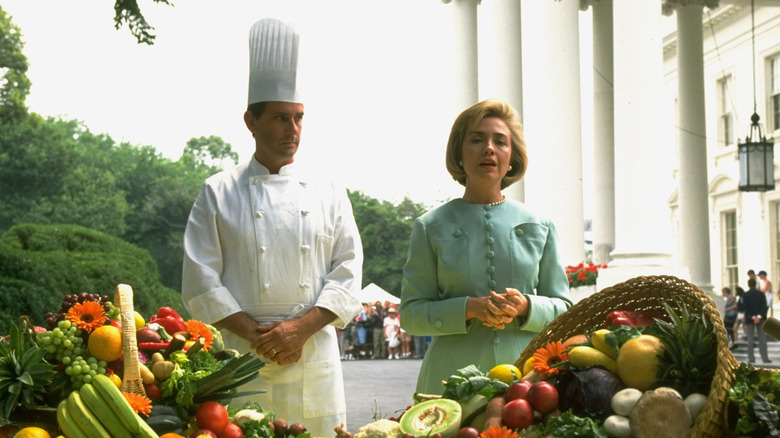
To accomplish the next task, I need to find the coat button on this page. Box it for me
[485,223,493,231]
[486,237,494,245]
[487,266,495,274]
[489,280,496,288]
[485,212,493,219]
[515,229,524,237]
[434,320,443,328]
[255,211,264,218]
[453,230,462,237]
[263,282,270,290]
[486,251,495,259]
[301,245,310,253]
[259,246,267,253]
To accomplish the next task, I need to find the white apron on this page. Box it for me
[182,159,363,437]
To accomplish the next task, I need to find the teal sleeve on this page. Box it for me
[400,218,470,336]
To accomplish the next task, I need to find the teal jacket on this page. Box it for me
[400,198,572,394]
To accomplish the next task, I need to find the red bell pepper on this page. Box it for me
[604,310,660,328]
[149,307,187,335]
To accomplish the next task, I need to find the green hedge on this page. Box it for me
[0,223,189,334]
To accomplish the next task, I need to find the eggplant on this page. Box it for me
[555,366,626,420]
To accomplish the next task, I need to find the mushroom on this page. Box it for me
[628,389,692,438]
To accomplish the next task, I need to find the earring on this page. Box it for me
[458,161,463,167]
[508,165,513,171]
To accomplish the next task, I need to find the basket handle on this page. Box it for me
[116,283,146,396]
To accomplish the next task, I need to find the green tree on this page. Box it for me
[182,135,240,170]
[113,0,174,45]
[0,5,30,122]
[348,190,428,296]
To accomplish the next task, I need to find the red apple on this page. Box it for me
[502,398,534,429]
[144,383,162,399]
[505,380,533,402]
[455,427,480,438]
[527,381,559,414]
[109,319,122,330]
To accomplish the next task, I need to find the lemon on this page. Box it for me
[616,334,664,391]
[15,427,51,438]
[522,357,535,375]
[487,363,522,384]
[134,311,146,329]
[109,372,122,388]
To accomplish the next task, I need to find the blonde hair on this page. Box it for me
[445,99,527,189]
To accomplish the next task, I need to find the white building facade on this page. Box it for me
[664,1,780,296]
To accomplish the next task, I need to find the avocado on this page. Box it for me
[399,398,462,438]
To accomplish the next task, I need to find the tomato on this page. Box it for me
[195,401,230,434]
[218,422,244,438]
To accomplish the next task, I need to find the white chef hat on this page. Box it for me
[247,18,303,105]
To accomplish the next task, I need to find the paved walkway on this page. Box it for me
[342,357,422,434]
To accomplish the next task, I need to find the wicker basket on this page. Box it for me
[514,275,737,438]
[115,283,146,396]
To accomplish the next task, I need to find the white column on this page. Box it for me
[480,0,524,202]
[676,4,713,295]
[591,0,615,266]
[449,0,479,114]
[521,0,585,265]
[597,0,687,288]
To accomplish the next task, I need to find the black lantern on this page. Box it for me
[738,112,775,192]
[738,0,776,192]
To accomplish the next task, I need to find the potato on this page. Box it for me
[604,415,631,438]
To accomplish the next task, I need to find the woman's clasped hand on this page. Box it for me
[467,287,529,329]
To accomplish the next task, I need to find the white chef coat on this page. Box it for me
[182,158,363,437]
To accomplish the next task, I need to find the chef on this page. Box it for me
[181,17,364,437]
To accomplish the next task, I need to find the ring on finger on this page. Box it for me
[271,348,277,356]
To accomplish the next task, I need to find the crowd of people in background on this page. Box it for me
[336,301,430,360]
[722,268,775,364]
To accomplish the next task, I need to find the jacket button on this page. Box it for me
[301,245,310,253]
[515,229,524,237]
[486,251,495,259]
[453,230,462,237]
[434,320,443,328]
[485,223,493,231]
[486,237,494,245]
[255,211,264,218]
[259,246,267,253]
[263,282,270,290]
[489,280,496,288]
[485,212,493,219]
[487,266,495,274]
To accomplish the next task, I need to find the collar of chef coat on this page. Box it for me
[248,156,307,185]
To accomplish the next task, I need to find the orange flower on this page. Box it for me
[479,425,520,438]
[65,301,108,333]
[184,319,214,351]
[123,391,152,416]
[533,341,568,379]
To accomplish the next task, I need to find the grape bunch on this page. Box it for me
[63,355,108,389]
[37,319,87,363]
[45,292,119,329]
[36,319,108,389]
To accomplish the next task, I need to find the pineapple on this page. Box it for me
[0,316,56,423]
[653,300,717,397]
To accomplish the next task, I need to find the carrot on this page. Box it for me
[482,395,506,430]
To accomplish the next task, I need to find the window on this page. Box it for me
[723,210,738,293]
[775,202,780,286]
[771,54,780,132]
[718,75,735,147]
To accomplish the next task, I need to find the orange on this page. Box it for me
[487,363,522,384]
[159,434,186,438]
[14,427,50,438]
[87,324,123,362]
[562,333,589,352]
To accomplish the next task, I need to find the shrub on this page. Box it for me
[565,262,607,288]
[0,223,189,334]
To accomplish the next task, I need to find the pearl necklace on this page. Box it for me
[486,196,506,207]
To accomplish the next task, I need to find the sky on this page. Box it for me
[3,0,593,208]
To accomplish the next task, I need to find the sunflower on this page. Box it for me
[65,300,109,333]
[533,340,568,379]
[123,391,152,416]
[184,319,214,351]
[479,425,520,438]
